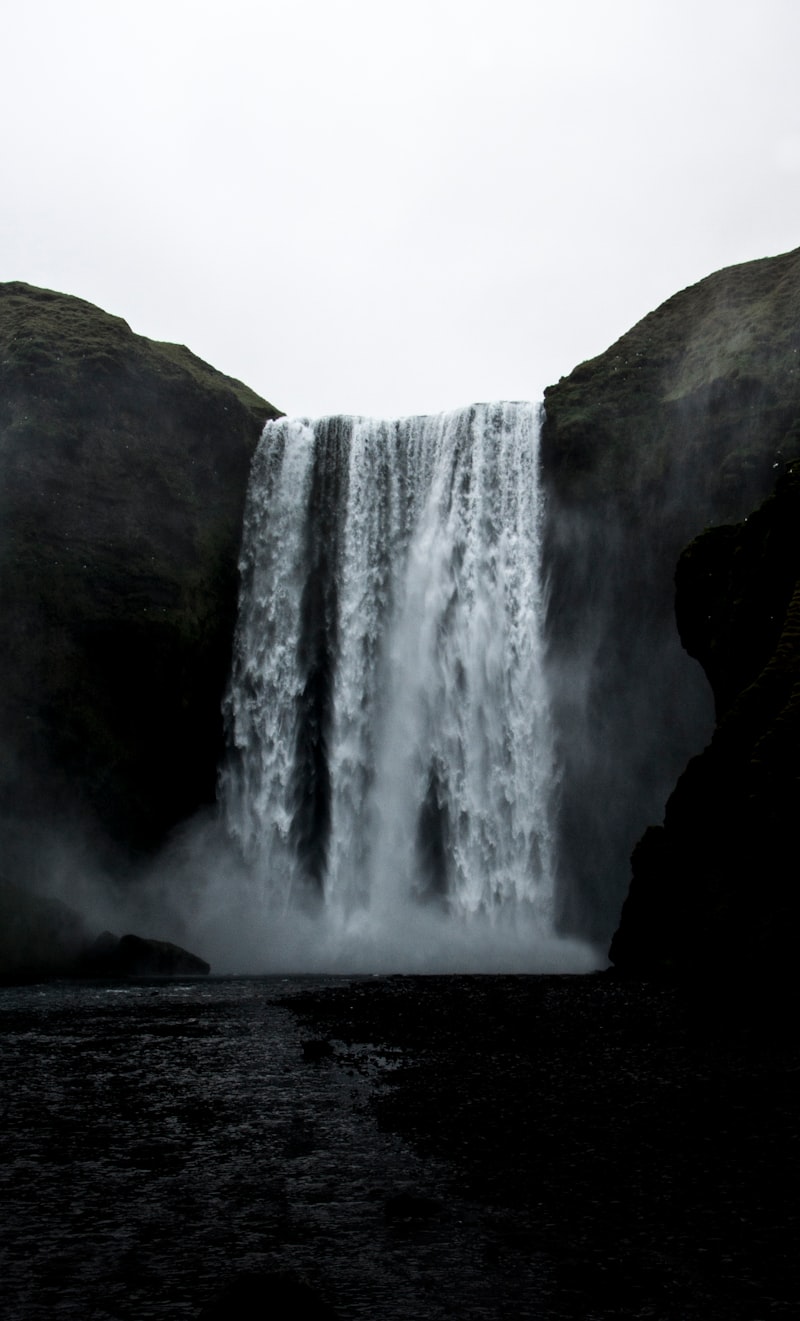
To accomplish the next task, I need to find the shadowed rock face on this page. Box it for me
[0,281,281,864]
[610,462,800,977]
[540,247,800,945]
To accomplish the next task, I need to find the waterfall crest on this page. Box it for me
[219,403,591,969]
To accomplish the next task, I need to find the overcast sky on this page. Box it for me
[1,0,798,418]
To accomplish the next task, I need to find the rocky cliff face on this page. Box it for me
[0,282,281,869]
[609,463,800,975]
[541,247,800,944]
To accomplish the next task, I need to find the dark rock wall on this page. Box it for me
[541,247,800,944]
[0,282,281,866]
[609,463,800,975]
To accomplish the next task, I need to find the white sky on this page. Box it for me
[1,0,798,418]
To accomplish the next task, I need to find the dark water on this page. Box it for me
[0,976,540,1320]
[2,975,798,1320]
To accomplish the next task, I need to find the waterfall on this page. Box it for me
[218,403,594,970]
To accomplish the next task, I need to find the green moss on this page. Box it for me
[542,246,800,516]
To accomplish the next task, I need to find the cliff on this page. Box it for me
[541,247,800,944]
[543,246,800,512]
[0,282,281,868]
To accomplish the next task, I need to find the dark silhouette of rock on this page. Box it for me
[610,461,800,977]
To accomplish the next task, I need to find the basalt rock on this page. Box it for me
[0,281,281,868]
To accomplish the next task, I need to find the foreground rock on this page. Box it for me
[610,461,800,976]
[0,281,281,869]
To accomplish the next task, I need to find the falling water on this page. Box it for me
[219,403,591,970]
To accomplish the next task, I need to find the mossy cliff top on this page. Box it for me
[542,246,800,516]
[0,281,270,420]
[0,281,281,859]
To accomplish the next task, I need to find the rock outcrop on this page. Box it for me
[0,878,210,981]
[541,247,800,943]
[0,282,281,864]
[82,931,211,977]
[609,462,800,976]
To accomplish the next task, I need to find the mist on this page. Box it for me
[544,497,716,944]
[129,812,600,976]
